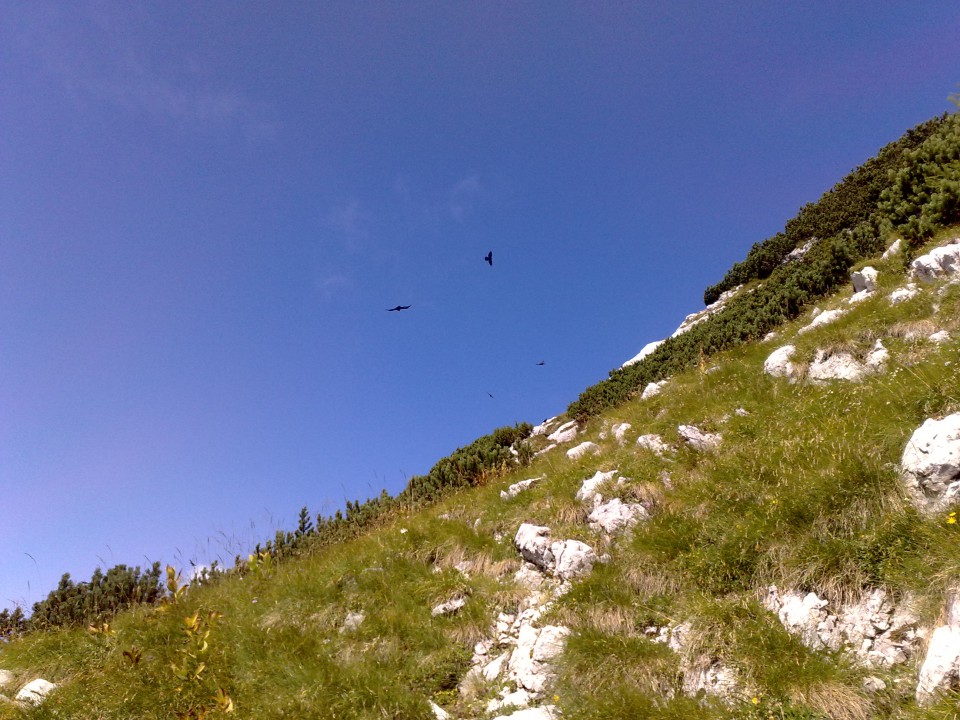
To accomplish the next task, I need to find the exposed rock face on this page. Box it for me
[785,238,817,263]
[889,282,919,304]
[431,596,466,617]
[566,441,599,460]
[929,330,951,344]
[587,498,648,534]
[514,524,599,581]
[612,422,632,443]
[882,238,903,259]
[852,266,879,294]
[808,350,863,382]
[531,417,558,437]
[764,587,922,667]
[430,700,451,719]
[502,477,543,500]
[576,470,618,506]
[636,434,671,455]
[547,420,578,444]
[650,622,742,700]
[901,413,960,515]
[677,425,722,451]
[341,611,365,633]
[641,380,668,399]
[799,308,846,333]
[916,593,960,705]
[14,679,57,707]
[622,339,665,368]
[911,239,960,282]
[764,345,798,381]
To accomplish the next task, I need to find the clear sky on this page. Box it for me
[2,1,959,611]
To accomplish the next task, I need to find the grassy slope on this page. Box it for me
[3,230,960,718]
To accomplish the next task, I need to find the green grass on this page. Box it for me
[3,232,960,718]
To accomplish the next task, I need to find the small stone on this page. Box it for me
[566,441,599,460]
[764,345,798,380]
[636,434,670,455]
[15,679,57,707]
[677,425,722,451]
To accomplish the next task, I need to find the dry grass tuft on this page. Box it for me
[790,681,871,720]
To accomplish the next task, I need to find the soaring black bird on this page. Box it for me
[386,305,411,312]
[536,361,545,366]
[484,251,493,266]
[487,392,495,399]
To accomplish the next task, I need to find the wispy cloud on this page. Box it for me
[315,274,352,301]
[447,175,481,222]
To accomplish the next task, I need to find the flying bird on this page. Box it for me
[484,251,493,266]
[386,305,411,312]
[536,361,545,366]
[487,392,495,399]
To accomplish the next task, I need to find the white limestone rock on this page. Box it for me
[636,434,671,455]
[916,594,960,705]
[682,657,741,700]
[566,441,599,460]
[432,596,467,617]
[587,498,648,534]
[641,380,668,399]
[882,238,903,259]
[576,470,618,506]
[889,283,919,304]
[808,350,865,383]
[514,524,599,581]
[765,587,838,650]
[547,420,578,444]
[0,670,14,690]
[677,425,722,451]
[502,477,544,500]
[341,611,365,633]
[15,679,57,707]
[531,417,558,436]
[901,413,960,515]
[612,422,632,443]
[622,339,665,368]
[852,266,879,294]
[911,240,960,282]
[930,330,951,344]
[764,345,798,381]
[430,700,452,719]
[785,238,816,263]
[799,308,846,334]
[865,339,889,369]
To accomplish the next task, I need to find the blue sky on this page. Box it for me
[2,1,959,610]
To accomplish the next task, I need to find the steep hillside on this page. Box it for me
[3,118,960,720]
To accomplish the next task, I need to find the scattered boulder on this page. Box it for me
[432,596,467,617]
[911,240,960,282]
[587,498,648,534]
[764,345,798,381]
[612,422,632,443]
[882,238,903,259]
[566,441,599,460]
[901,413,960,515]
[677,425,722,451]
[641,380,668,399]
[785,238,817,263]
[341,611,365,633]
[916,593,960,705]
[636,434,671,455]
[930,330,951,344]
[799,308,846,334]
[852,266,879,294]
[502,477,543,500]
[865,339,889,369]
[576,470,618,506]
[547,421,578,444]
[889,282,919,304]
[808,350,866,382]
[14,679,57,707]
[622,339,665,368]
[514,524,599,581]
[430,700,452,719]
[531,417,559,437]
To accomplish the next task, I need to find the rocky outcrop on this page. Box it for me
[764,345,798,381]
[514,524,599,581]
[547,420,579,444]
[14,679,57,707]
[649,622,742,701]
[882,238,903,259]
[851,266,879,294]
[636,434,671,455]
[901,413,960,515]
[799,308,846,333]
[763,586,922,667]
[502,477,543,500]
[911,239,960,282]
[566,441,599,460]
[916,593,960,705]
[431,596,466,617]
[641,380,668,399]
[587,498,648,534]
[576,470,619,506]
[807,340,887,383]
[677,425,721,451]
[622,339,665,368]
[889,282,919,304]
[611,422,632,443]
